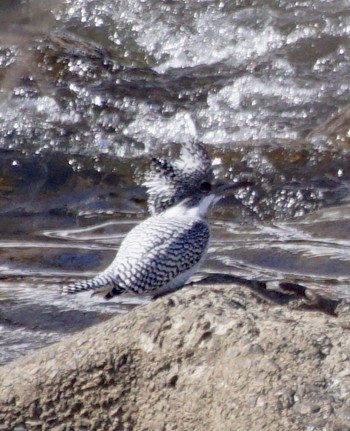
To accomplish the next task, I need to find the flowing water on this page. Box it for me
[1,0,350,364]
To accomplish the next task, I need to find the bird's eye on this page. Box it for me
[199,181,212,193]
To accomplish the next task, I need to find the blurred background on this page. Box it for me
[1,0,350,364]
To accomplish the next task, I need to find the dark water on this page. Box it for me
[1,0,350,364]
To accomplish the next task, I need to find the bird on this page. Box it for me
[62,142,251,299]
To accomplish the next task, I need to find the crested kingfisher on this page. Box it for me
[62,142,250,299]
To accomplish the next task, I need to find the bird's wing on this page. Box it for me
[109,218,210,294]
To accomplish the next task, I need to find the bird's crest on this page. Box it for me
[143,142,214,214]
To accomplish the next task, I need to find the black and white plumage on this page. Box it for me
[62,142,249,299]
[144,141,214,215]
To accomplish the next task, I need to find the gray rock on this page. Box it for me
[0,284,349,431]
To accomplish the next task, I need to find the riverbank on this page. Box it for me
[1,280,349,431]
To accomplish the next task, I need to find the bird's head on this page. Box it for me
[143,142,252,216]
[143,141,214,215]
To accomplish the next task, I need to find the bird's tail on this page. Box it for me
[62,272,116,294]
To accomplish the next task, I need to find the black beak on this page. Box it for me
[213,179,253,195]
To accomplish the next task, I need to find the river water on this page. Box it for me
[1,0,350,364]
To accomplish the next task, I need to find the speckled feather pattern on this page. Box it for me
[64,214,210,297]
[107,215,210,294]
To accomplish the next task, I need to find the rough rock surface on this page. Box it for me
[1,283,350,431]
